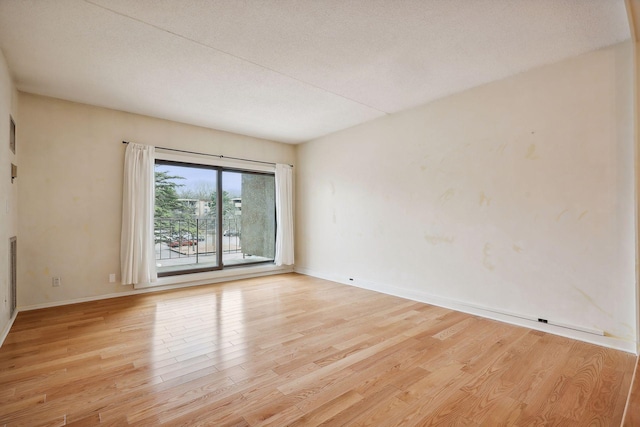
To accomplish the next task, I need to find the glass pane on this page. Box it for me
[154,163,218,273]
[222,171,275,266]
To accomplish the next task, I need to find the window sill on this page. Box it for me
[134,263,293,290]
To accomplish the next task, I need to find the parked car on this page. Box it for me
[223,229,240,237]
[154,233,172,243]
[168,239,196,247]
[178,232,205,242]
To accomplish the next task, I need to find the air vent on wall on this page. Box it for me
[9,236,16,317]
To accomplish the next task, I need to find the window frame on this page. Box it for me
[154,156,276,277]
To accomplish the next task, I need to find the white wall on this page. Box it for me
[0,49,17,338]
[296,42,637,351]
[17,93,295,307]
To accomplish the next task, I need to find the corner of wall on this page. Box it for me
[0,48,17,346]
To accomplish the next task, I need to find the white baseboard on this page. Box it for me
[294,266,637,354]
[138,264,292,289]
[18,266,293,312]
[0,311,18,349]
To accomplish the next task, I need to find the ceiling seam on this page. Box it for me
[82,0,389,116]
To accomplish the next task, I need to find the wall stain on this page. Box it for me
[577,210,588,221]
[483,243,495,271]
[571,285,611,317]
[43,267,50,276]
[512,245,523,253]
[556,209,568,222]
[496,143,507,155]
[621,323,634,334]
[479,192,491,207]
[603,332,634,341]
[420,165,427,172]
[525,144,538,160]
[424,234,455,245]
[439,188,456,202]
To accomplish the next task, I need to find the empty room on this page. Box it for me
[2,0,640,425]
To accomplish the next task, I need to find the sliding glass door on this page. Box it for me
[154,160,275,276]
[222,171,276,266]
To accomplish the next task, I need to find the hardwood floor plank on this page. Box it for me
[286,390,363,426]
[319,384,401,426]
[0,273,635,426]
[252,404,305,427]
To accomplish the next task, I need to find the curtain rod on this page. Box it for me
[122,141,293,168]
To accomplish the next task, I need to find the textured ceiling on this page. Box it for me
[0,0,630,144]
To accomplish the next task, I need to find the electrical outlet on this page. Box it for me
[109,273,116,283]
[52,277,61,287]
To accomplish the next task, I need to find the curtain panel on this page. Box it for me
[121,143,157,285]
[275,163,294,266]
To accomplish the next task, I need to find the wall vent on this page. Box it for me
[9,236,16,317]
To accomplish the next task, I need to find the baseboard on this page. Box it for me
[140,264,293,289]
[19,266,293,312]
[0,311,18,349]
[294,266,637,354]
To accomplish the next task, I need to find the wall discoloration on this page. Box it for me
[482,243,495,271]
[556,209,569,222]
[424,233,455,245]
[525,144,538,160]
[572,285,611,318]
[439,188,456,202]
[479,192,491,207]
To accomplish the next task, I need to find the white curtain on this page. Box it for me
[121,143,157,285]
[275,163,294,266]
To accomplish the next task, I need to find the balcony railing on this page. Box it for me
[154,217,242,264]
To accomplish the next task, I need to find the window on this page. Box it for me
[154,160,275,276]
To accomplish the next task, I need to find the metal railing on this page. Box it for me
[154,217,242,263]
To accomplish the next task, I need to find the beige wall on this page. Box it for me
[296,42,636,351]
[0,49,17,337]
[17,93,295,307]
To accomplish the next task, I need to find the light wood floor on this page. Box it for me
[0,273,636,426]
[624,358,640,426]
